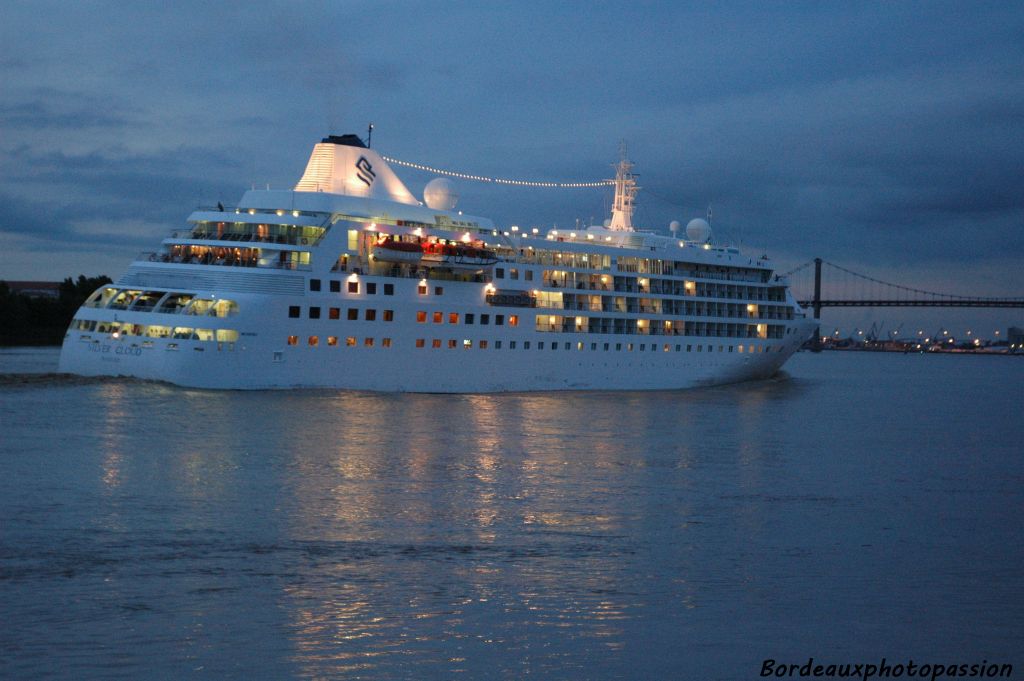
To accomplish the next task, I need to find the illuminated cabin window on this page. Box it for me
[577,342,584,350]
[308,336,319,347]
[346,337,356,346]
[287,335,298,346]
[383,310,394,322]
[329,307,340,320]
[509,315,519,327]
[449,313,459,324]
[418,284,427,295]
[85,287,119,308]
[433,312,443,323]
[627,343,634,351]
[146,325,171,338]
[463,339,472,349]
[364,338,374,347]
[416,339,425,348]
[417,311,427,323]
[173,327,195,339]
[479,340,488,349]
[327,336,338,346]
[382,338,392,348]
[432,339,441,348]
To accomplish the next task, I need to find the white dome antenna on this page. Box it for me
[686,218,712,243]
[423,177,459,211]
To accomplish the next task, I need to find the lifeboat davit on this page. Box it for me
[421,242,498,268]
[371,238,424,264]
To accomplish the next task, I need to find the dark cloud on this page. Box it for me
[0,1,1021,331]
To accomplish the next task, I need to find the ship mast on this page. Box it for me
[607,142,639,231]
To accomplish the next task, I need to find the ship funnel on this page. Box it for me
[294,135,419,206]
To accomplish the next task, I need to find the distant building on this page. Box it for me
[1009,327,1024,353]
[3,281,62,299]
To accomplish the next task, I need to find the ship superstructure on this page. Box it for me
[58,134,815,391]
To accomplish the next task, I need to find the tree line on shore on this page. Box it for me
[0,276,112,346]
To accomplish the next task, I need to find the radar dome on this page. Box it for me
[423,178,459,211]
[686,218,711,243]
[669,220,681,233]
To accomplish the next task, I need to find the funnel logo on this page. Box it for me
[355,156,376,187]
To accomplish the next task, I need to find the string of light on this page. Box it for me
[380,155,614,188]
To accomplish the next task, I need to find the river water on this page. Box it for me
[1,348,1021,679]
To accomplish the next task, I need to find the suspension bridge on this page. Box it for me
[784,258,1024,320]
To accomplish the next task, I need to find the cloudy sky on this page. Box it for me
[1,1,1021,335]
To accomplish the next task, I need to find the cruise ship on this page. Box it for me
[58,134,816,391]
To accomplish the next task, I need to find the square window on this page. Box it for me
[329,307,340,320]
[287,335,298,346]
[309,307,321,319]
[591,343,597,350]
[463,339,472,349]
[418,284,427,295]
[382,338,392,347]
[433,311,443,323]
[383,310,394,321]
[384,283,394,295]
[346,336,356,346]
[628,343,634,351]
[288,305,300,318]
[434,286,443,296]
[640,344,646,351]
[498,341,505,349]
[308,336,319,346]
[417,311,427,323]
[496,315,505,325]
[525,271,533,281]
[521,341,528,349]
[432,339,441,348]
[616,343,622,351]
[330,280,340,293]
[465,313,475,324]
[367,283,377,295]
[508,315,518,327]
[416,338,425,348]
[365,309,376,321]
[449,312,459,324]
[347,308,358,320]
[552,344,558,351]
[310,279,321,292]
[496,268,505,278]
[327,336,338,346]
[481,314,490,325]
[348,281,359,294]
[510,269,519,280]
[365,337,374,347]
[564,342,570,350]
[448,339,457,349]
[480,340,488,349]
[538,342,544,350]
[603,343,609,350]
